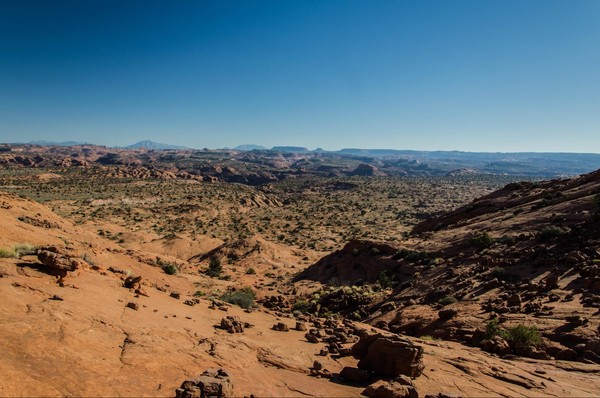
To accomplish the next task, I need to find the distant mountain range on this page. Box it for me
[123,140,190,150]
[28,140,91,146]
[234,144,267,151]
[6,139,600,177]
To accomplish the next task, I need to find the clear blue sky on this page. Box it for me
[1,0,599,152]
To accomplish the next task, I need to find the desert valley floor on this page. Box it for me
[1,145,600,397]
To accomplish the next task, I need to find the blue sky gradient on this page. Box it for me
[1,0,599,151]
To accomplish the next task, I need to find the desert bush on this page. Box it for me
[377,270,394,289]
[220,287,256,309]
[0,248,16,258]
[505,324,541,350]
[439,295,459,306]
[193,290,205,297]
[292,299,311,313]
[82,253,98,267]
[540,226,566,240]
[369,247,381,256]
[13,243,37,257]
[497,235,515,246]
[206,256,222,277]
[0,243,37,259]
[162,263,178,275]
[393,249,430,263]
[470,232,493,250]
[490,266,519,282]
[245,267,256,275]
[593,193,600,220]
[483,320,541,351]
[484,318,504,340]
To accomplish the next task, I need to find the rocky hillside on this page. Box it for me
[295,169,600,370]
[2,178,600,396]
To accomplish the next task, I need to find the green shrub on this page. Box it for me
[490,267,519,282]
[220,287,256,309]
[394,249,430,263]
[206,256,222,277]
[497,235,515,246]
[0,248,16,258]
[369,247,381,256]
[292,299,311,313]
[505,324,541,350]
[484,318,504,340]
[377,270,394,289]
[483,320,541,351]
[540,226,566,240]
[592,194,600,221]
[245,267,256,275]
[470,232,493,250]
[162,263,178,275]
[13,243,37,257]
[193,290,205,297]
[439,295,459,306]
[0,243,37,259]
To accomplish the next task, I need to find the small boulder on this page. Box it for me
[313,360,323,371]
[176,369,233,398]
[220,316,244,333]
[340,366,370,384]
[438,309,458,321]
[272,322,289,332]
[482,336,511,356]
[566,316,589,327]
[305,333,320,343]
[295,321,307,331]
[506,294,522,308]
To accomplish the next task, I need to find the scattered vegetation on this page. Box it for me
[291,299,311,314]
[162,263,178,275]
[540,226,567,241]
[439,295,459,306]
[220,287,256,309]
[506,324,542,350]
[484,319,542,351]
[0,243,37,258]
[206,256,223,277]
[490,266,519,282]
[0,248,15,258]
[81,253,98,268]
[393,249,431,263]
[377,270,395,289]
[497,235,515,246]
[483,318,503,340]
[470,232,493,250]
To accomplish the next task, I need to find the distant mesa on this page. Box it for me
[234,144,267,151]
[271,146,310,153]
[350,163,383,176]
[124,140,189,150]
[445,168,479,177]
[28,140,90,147]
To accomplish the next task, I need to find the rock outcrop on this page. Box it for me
[352,333,424,378]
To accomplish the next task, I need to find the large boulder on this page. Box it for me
[353,333,424,378]
[363,380,419,398]
[36,246,82,278]
[176,369,233,398]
